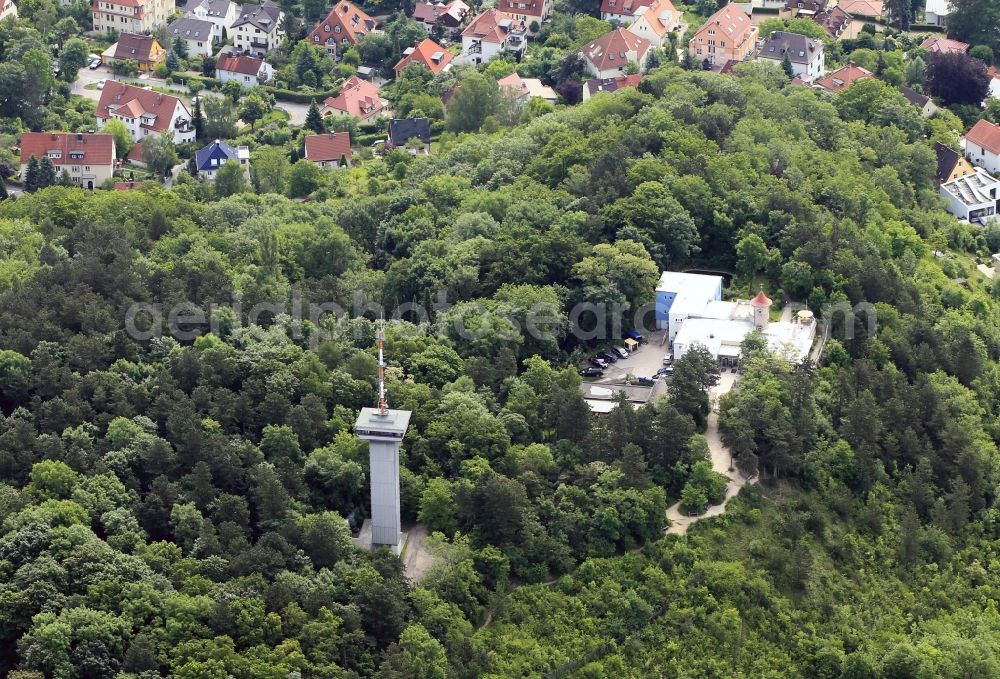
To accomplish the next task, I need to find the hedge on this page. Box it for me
[356,132,386,147]
[170,73,221,90]
[260,87,340,103]
[909,23,946,32]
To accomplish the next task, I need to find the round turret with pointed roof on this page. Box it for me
[750,290,773,308]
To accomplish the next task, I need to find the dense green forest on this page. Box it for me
[2,61,1000,678]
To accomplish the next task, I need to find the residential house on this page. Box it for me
[784,0,827,15]
[232,2,284,57]
[216,53,273,87]
[321,75,386,120]
[496,0,551,27]
[758,31,824,80]
[581,28,650,79]
[814,62,872,93]
[498,72,558,105]
[92,0,174,34]
[388,118,431,154]
[919,36,969,54]
[935,141,975,186]
[624,0,677,48]
[811,5,850,39]
[457,9,527,66]
[304,132,353,168]
[923,0,949,25]
[582,73,642,101]
[988,66,1000,100]
[19,132,116,190]
[940,167,1000,224]
[183,0,240,40]
[600,0,653,23]
[394,38,453,78]
[899,86,938,117]
[412,0,468,34]
[95,80,196,143]
[126,142,145,167]
[837,0,883,17]
[195,139,250,180]
[964,119,1000,175]
[0,0,17,20]
[107,33,165,72]
[167,16,218,56]
[688,3,757,67]
[306,1,376,57]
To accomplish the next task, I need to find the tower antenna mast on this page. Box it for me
[377,314,387,415]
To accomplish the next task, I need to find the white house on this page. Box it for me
[95,80,196,143]
[988,66,1000,101]
[923,0,949,26]
[580,28,650,79]
[457,9,527,65]
[0,0,17,20]
[232,1,284,56]
[624,0,677,48]
[964,119,1000,176]
[184,0,240,40]
[167,16,218,56]
[216,53,273,87]
[940,167,1000,224]
[758,31,825,80]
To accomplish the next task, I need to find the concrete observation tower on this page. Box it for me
[354,319,411,552]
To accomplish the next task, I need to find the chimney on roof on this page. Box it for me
[51,133,58,140]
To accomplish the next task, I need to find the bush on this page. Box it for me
[170,73,220,90]
[261,87,340,103]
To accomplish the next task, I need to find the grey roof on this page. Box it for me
[760,31,822,64]
[899,85,931,107]
[233,2,282,32]
[168,16,215,40]
[185,0,235,17]
[389,118,431,147]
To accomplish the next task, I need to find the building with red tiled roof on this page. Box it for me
[412,0,468,31]
[581,28,650,79]
[964,119,1000,175]
[304,133,353,168]
[811,5,850,38]
[307,1,376,56]
[95,81,196,143]
[837,0,883,17]
[108,33,166,72]
[394,38,454,78]
[624,0,677,48]
[458,9,527,65]
[919,36,970,55]
[321,76,387,120]
[582,73,642,101]
[496,0,552,24]
[115,180,142,190]
[814,62,873,93]
[601,0,654,22]
[688,3,757,67]
[216,53,274,89]
[19,132,116,190]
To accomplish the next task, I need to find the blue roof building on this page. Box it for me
[194,139,250,179]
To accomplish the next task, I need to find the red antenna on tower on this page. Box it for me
[377,314,388,415]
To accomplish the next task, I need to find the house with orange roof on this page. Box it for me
[216,53,274,89]
[964,119,1000,175]
[624,0,677,48]
[457,9,527,65]
[92,0,173,34]
[813,62,872,93]
[105,33,165,72]
[601,0,652,23]
[19,132,116,190]
[580,28,650,79]
[321,76,387,120]
[304,132,352,169]
[837,0,883,17]
[394,38,453,78]
[919,36,969,55]
[687,3,756,67]
[495,0,551,27]
[307,1,376,56]
[95,80,195,143]
[498,72,558,104]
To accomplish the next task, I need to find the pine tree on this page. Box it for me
[782,51,794,78]
[166,50,180,72]
[305,100,324,133]
[39,156,57,189]
[58,169,72,186]
[192,97,204,140]
[0,178,8,201]
[24,156,40,192]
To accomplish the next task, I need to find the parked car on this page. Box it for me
[662,352,673,365]
[612,346,629,359]
[597,351,617,363]
[96,79,106,89]
[590,357,608,369]
[579,367,604,378]
[657,366,674,377]
[636,376,655,386]
[624,330,643,343]
[88,57,101,69]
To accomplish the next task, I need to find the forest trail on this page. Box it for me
[664,372,756,535]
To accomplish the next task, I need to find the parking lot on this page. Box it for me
[580,330,672,386]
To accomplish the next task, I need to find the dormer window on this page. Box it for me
[334,25,341,32]
[324,24,330,31]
